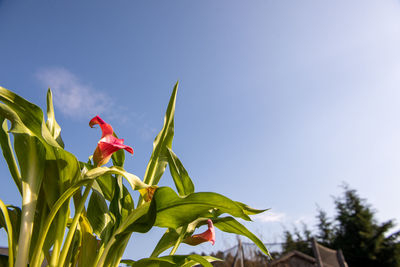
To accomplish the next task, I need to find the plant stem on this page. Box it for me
[49,207,69,267]
[0,200,14,267]
[58,181,94,267]
[96,236,116,267]
[170,234,184,255]
[15,181,38,267]
[93,242,105,266]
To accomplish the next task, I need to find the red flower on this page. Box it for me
[184,219,215,246]
[89,115,133,166]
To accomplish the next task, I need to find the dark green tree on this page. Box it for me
[281,224,313,256]
[316,208,334,246]
[331,186,400,267]
[280,186,400,267]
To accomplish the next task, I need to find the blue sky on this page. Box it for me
[1,0,400,259]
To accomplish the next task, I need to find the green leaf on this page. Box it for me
[0,87,60,148]
[87,190,112,236]
[109,176,135,232]
[150,228,180,257]
[30,179,94,267]
[0,200,15,267]
[183,255,216,267]
[0,205,20,258]
[151,218,208,257]
[213,216,271,258]
[122,255,219,267]
[102,233,131,267]
[154,187,250,229]
[111,133,125,168]
[96,202,157,267]
[45,89,64,148]
[234,201,269,216]
[0,117,22,194]
[0,87,81,266]
[93,173,115,201]
[116,200,156,236]
[143,82,178,187]
[166,148,194,196]
[78,216,99,267]
[84,166,148,191]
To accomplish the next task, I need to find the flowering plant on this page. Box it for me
[0,83,269,267]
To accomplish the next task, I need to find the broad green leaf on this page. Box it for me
[0,117,22,194]
[166,148,194,196]
[183,255,216,267]
[0,87,80,265]
[87,190,112,236]
[122,255,218,267]
[235,201,269,215]
[109,175,135,235]
[84,166,148,191]
[93,173,115,201]
[213,216,271,257]
[154,187,250,229]
[78,216,99,267]
[116,200,156,236]
[45,89,64,148]
[0,87,60,148]
[143,82,178,187]
[13,133,46,267]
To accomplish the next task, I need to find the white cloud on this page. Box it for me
[254,211,286,223]
[36,67,117,119]
[36,67,158,140]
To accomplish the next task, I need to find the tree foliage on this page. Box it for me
[281,185,400,267]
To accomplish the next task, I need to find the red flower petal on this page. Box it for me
[184,219,215,246]
[93,135,134,166]
[90,116,134,166]
[89,115,114,138]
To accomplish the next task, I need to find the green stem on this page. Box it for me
[170,234,184,255]
[49,206,69,266]
[96,236,116,267]
[93,242,105,266]
[0,200,14,267]
[58,181,94,267]
[15,181,38,267]
[30,179,91,267]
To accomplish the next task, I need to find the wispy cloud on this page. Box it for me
[36,67,113,119]
[36,67,157,140]
[254,211,286,223]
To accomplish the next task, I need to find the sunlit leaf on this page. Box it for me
[166,148,194,196]
[142,82,178,188]
[122,254,219,267]
[45,89,64,148]
[213,216,271,257]
[234,201,269,215]
[84,166,148,191]
[78,216,99,267]
[87,190,112,236]
[0,117,22,194]
[154,187,250,229]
